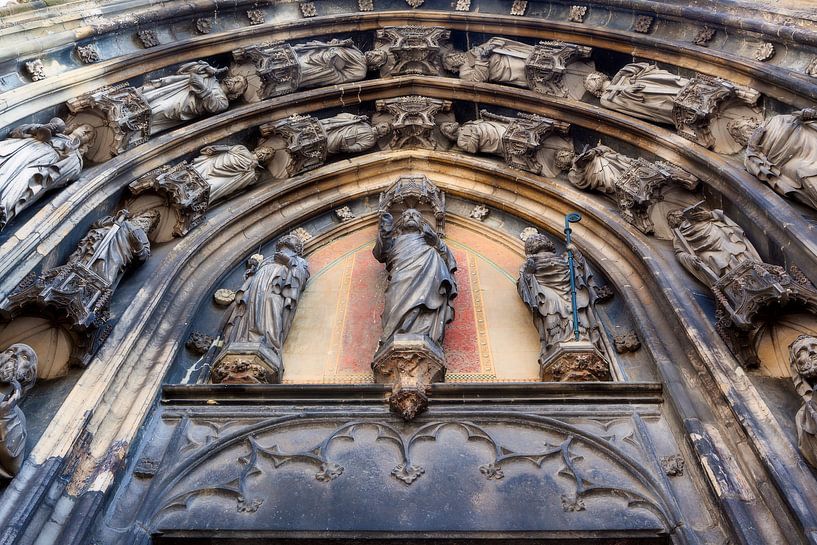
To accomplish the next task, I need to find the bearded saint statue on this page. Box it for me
[667,206,762,288]
[373,209,457,350]
[220,234,310,373]
[745,109,817,211]
[189,145,271,204]
[0,344,37,480]
[517,233,603,364]
[0,119,94,230]
[139,61,247,134]
[293,40,369,89]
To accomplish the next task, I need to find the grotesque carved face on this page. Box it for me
[791,335,817,379]
[222,75,248,100]
[0,344,38,393]
[583,72,610,98]
[397,209,423,233]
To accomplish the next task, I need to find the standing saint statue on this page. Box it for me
[139,61,248,134]
[745,109,817,211]
[0,119,95,230]
[0,344,37,480]
[293,39,369,89]
[373,208,457,351]
[789,335,817,467]
[443,38,534,88]
[517,233,604,366]
[215,234,310,383]
[190,145,272,204]
[667,206,762,288]
[68,209,157,287]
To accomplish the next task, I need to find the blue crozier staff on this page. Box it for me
[564,212,582,341]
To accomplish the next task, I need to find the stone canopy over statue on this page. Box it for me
[0,344,37,480]
[66,61,246,162]
[745,109,817,211]
[0,118,94,231]
[668,204,817,366]
[584,63,762,154]
[372,176,457,420]
[211,235,310,385]
[517,231,611,381]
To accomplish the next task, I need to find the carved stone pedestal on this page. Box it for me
[211,342,282,384]
[128,162,210,240]
[230,44,301,102]
[499,111,570,172]
[616,158,699,234]
[372,334,446,420]
[525,41,592,96]
[66,83,151,163]
[714,261,817,366]
[258,114,327,178]
[540,341,612,382]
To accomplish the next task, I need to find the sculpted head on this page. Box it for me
[727,118,760,147]
[791,335,817,380]
[442,52,467,73]
[584,72,610,98]
[396,208,424,233]
[253,147,274,165]
[374,122,392,138]
[70,123,96,145]
[222,75,248,100]
[666,209,685,229]
[364,50,388,70]
[439,122,460,141]
[555,149,576,172]
[276,234,304,257]
[524,233,555,256]
[0,344,38,394]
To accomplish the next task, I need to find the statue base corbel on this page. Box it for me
[525,41,593,96]
[372,334,446,421]
[210,342,282,384]
[714,261,817,367]
[539,341,612,382]
[230,43,301,102]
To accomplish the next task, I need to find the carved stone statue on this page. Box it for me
[1,210,157,377]
[0,344,37,479]
[371,176,456,419]
[584,64,762,153]
[668,205,817,367]
[568,145,700,236]
[790,335,817,467]
[127,144,271,242]
[667,206,762,288]
[0,119,94,230]
[517,233,609,381]
[367,26,452,77]
[745,109,817,211]
[259,113,388,179]
[139,61,247,134]
[443,38,594,100]
[66,61,245,162]
[212,235,310,384]
[230,39,371,102]
[374,208,457,349]
[440,110,574,177]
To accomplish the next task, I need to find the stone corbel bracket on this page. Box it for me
[372,333,446,420]
[258,114,328,177]
[210,341,283,384]
[373,26,452,77]
[525,40,593,95]
[374,95,453,150]
[378,174,446,236]
[493,109,571,172]
[713,261,817,367]
[539,340,612,382]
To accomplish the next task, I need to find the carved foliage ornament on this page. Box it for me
[76,44,101,64]
[510,0,528,16]
[568,5,587,22]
